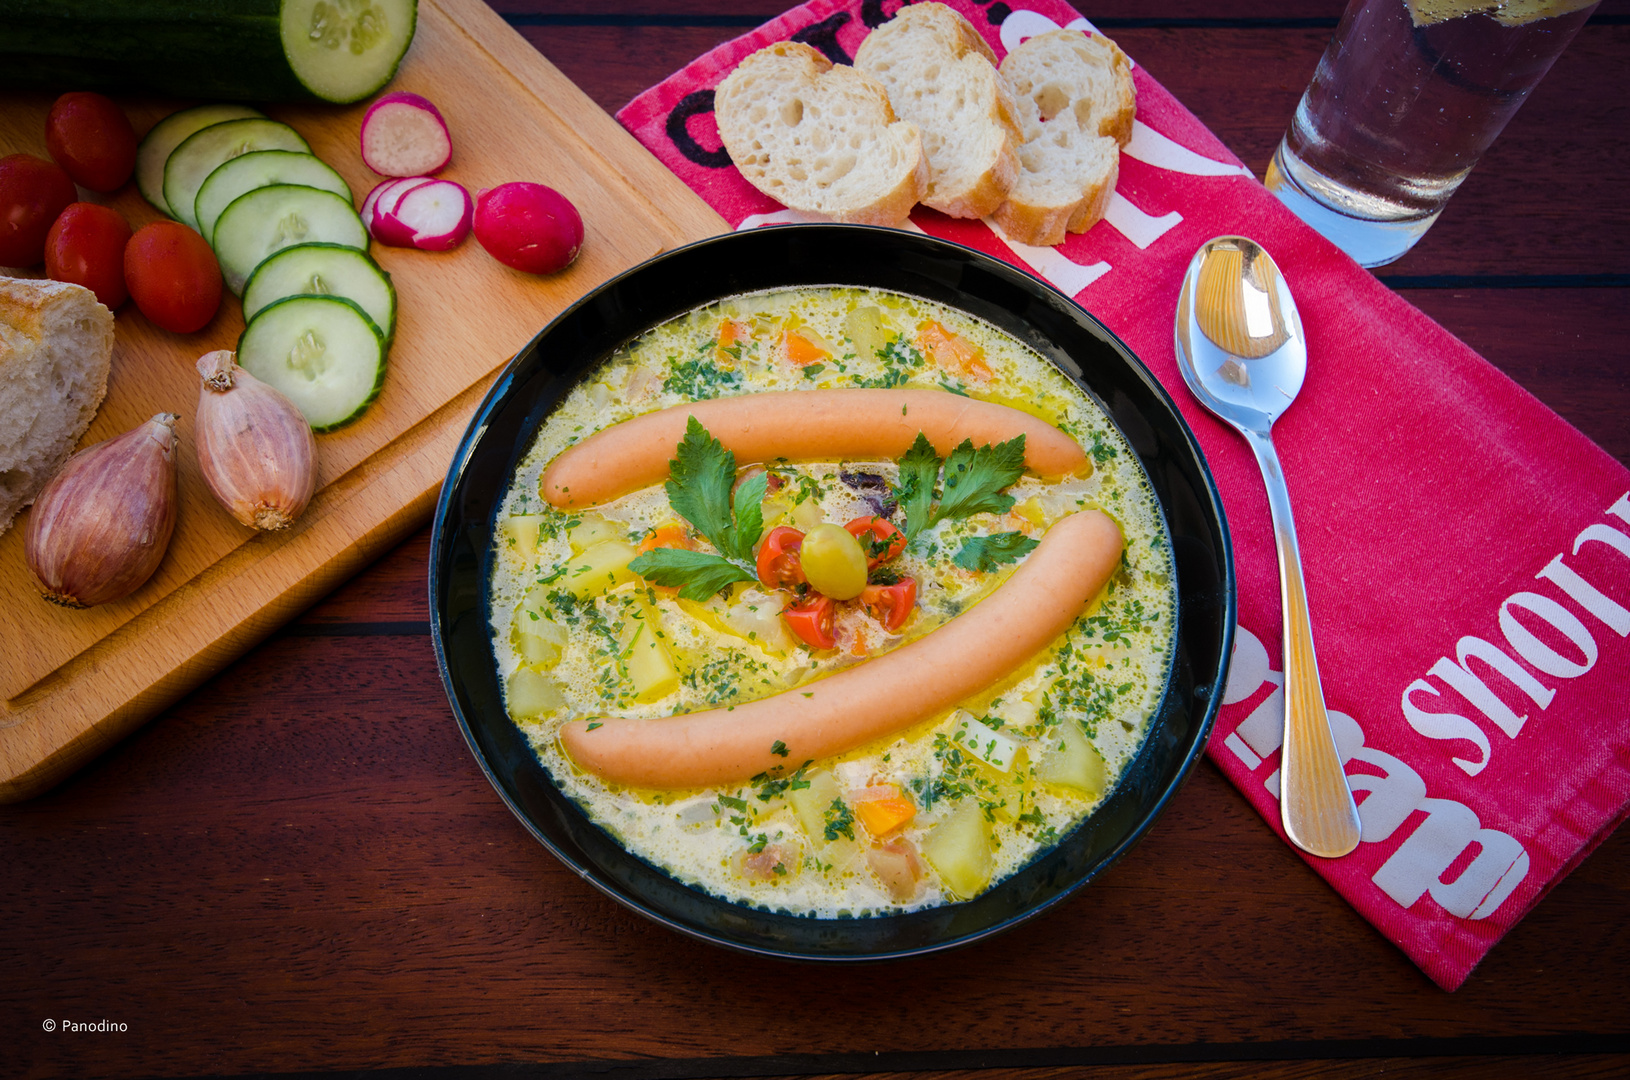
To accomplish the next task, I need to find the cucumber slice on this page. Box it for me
[281,0,420,103]
[242,243,396,343]
[164,118,309,231]
[137,104,263,216]
[213,184,368,295]
[239,295,385,431]
[197,150,352,244]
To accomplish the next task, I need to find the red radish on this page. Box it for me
[360,92,452,177]
[473,183,583,275]
[368,178,471,250]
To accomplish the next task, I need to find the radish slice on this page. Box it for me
[361,176,413,223]
[360,92,453,177]
[371,178,472,250]
[473,182,583,274]
[375,176,431,219]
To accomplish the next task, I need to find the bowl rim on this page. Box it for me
[429,223,1236,961]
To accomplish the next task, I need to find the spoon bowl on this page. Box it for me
[1175,236,1361,859]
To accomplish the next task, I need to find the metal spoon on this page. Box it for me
[1174,236,1361,859]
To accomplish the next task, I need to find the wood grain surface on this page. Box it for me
[0,0,726,801]
[4,1,1627,1078]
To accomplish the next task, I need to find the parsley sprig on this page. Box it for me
[897,432,1028,540]
[627,418,765,600]
[953,530,1039,572]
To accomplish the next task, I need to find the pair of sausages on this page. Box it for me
[560,509,1124,789]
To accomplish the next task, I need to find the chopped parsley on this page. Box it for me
[823,798,855,842]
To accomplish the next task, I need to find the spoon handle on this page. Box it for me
[1243,427,1362,858]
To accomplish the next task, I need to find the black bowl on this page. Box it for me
[430,224,1235,960]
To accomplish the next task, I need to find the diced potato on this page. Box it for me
[789,769,845,846]
[563,539,639,600]
[922,799,994,898]
[791,498,824,531]
[1034,717,1107,796]
[568,514,624,554]
[844,305,891,362]
[511,605,568,666]
[500,514,548,562]
[506,667,565,720]
[1014,497,1048,529]
[622,600,679,702]
[678,584,795,656]
[951,710,1021,773]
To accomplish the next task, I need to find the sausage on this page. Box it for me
[559,510,1124,789]
[540,389,1089,508]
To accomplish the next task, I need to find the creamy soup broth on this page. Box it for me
[489,286,1175,917]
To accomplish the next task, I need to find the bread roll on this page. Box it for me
[855,2,1022,219]
[716,41,928,227]
[0,276,115,537]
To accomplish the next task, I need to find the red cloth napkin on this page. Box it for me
[616,0,1630,991]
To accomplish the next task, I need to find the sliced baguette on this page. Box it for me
[992,29,1136,247]
[0,276,115,537]
[715,41,928,227]
[854,2,1022,220]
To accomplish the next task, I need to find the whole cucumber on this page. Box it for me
[0,0,418,105]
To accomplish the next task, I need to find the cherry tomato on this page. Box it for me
[756,525,805,589]
[45,203,131,309]
[844,515,907,568]
[860,578,918,633]
[0,154,77,267]
[124,221,222,334]
[783,593,836,650]
[45,92,138,193]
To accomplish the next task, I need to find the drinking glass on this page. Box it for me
[1265,0,1600,267]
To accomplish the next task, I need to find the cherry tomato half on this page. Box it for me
[46,202,131,309]
[45,92,138,193]
[844,515,907,568]
[860,578,918,633]
[0,154,77,267]
[756,525,805,589]
[124,221,222,334]
[783,593,836,650]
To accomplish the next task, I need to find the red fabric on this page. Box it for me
[616,0,1630,991]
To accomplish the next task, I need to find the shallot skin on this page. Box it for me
[25,413,178,608]
[195,350,317,530]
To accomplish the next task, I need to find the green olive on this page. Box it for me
[799,523,869,600]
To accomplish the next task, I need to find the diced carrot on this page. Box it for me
[637,523,694,555]
[716,319,748,360]
[781,328,829,365]
[917,320,991,380]
[853,786,916,836]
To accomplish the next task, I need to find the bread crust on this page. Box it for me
[0,276,114,536]
[716,41,928,227]
[855,2,1021,220]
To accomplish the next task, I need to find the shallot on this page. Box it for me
[473,182,583,274]
[365,176,471,251]
[25,413,178,608]
[194,349,318,530]
[360,92,453,177]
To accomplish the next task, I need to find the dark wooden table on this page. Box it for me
[7,2,1628,1078]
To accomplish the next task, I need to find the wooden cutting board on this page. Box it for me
[0,0,727,801]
